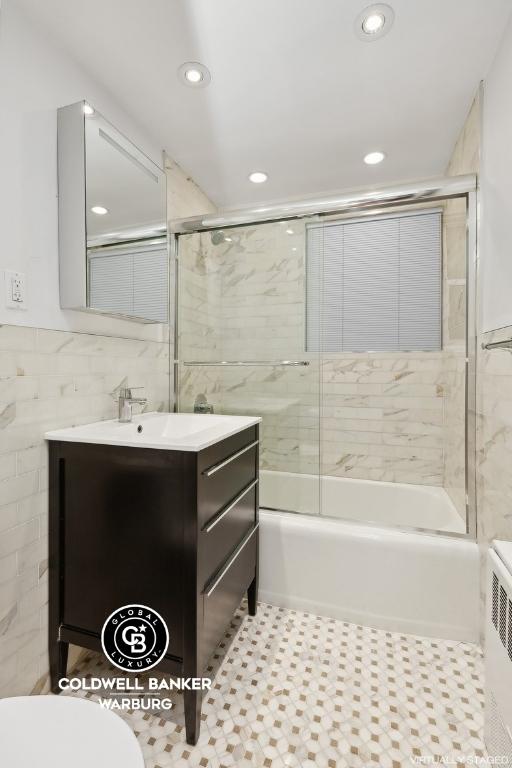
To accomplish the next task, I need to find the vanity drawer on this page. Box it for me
[201,525,258,669]
[197,428,258,528]
[199,480,257,587]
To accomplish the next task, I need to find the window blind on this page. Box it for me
[306,210,442,352]
[88,241,168,323]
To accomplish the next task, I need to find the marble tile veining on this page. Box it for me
[177,221,465,490]
[0,324,170,698]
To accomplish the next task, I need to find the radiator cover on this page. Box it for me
[485,543,512,760]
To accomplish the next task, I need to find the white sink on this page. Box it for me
[45,412,261,452]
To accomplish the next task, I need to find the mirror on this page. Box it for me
[57,101,168,323]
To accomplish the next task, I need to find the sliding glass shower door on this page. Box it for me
[175,187,475,537]
[176,220,321,516]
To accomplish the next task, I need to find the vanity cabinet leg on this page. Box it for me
[248,573,258,616]
[49,640,69,694]
[184,689,202,745]
[247,529,259,617]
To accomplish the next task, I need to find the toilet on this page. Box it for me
[0,695,144,767]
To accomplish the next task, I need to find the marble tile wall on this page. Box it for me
[441,201,468,519]
[165,155,217,221]
[477,329,512,547]
[477,329,512,632]
[178,232,223,365]
[442,90,481,522]
[178,223,450,487]
[321,353,445,484]
[182,360,321,475]
[178,224,321,476]
[468,324,512,642]
[442,350,466,516]
[0,324,169,697]
[443,88,512,632]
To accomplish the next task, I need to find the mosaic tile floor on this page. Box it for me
[68,602,486,768]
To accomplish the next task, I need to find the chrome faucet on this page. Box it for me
[194,394,214,414]
[118,387,147,423]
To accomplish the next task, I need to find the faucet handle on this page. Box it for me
[118,386,144,400]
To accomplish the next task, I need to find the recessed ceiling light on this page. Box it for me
[225,236,233,243]
[248,171,268,184]
[364,151,386,165]
[355,4,394,41]
[83,103,94,116]
[286,228,294,235]
[363,12,385,33]
[178,62,211,88]
[185,69,202,84]
[91,205,108,215]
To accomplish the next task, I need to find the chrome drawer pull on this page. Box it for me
[204,479,259,533]
[205,524,259,598]
[203,440,259,477]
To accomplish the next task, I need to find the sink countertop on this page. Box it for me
[44,412,261,452]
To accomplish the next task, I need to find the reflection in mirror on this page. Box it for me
[57,100,168,323]
[84,107,166,247]
[85,105,168,323]
[87,240,168,323]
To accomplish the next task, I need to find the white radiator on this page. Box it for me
[485,541,512,760]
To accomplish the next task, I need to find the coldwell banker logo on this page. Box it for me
[101,604,169,671]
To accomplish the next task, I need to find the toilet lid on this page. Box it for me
[0,695,144,768]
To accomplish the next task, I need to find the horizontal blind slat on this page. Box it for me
[88,244,168,322]
[306,210,442,353]
[398,213,441,351]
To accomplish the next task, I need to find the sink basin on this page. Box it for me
[45,412,261,452]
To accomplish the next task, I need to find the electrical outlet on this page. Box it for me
[5,270,27,310]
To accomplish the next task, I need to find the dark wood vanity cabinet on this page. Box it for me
[48,425,259,745]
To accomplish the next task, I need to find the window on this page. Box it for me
[88,241,168,323]
[306,209,442,352]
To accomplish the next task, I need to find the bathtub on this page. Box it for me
[258,484,480,643]
[260,470,466,533]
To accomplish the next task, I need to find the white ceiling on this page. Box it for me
[18,0,512,209]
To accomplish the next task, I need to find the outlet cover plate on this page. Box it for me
[5,270,27,310]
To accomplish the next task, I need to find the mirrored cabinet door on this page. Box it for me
[58,100,168,324]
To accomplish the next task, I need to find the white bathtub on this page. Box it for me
[260,470,466,533]
[258,511,480,643]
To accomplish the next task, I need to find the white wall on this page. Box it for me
[481,16,512,333]
[0,1,165,340]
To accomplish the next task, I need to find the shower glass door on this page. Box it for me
[176,219,321,516]
[313,200,470,535]
[175,189,474,537]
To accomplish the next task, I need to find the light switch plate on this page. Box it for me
[5,270,27,310]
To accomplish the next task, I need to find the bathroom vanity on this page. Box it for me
[46,413,260,745]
